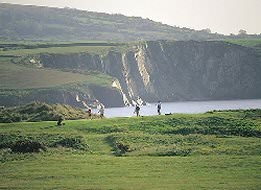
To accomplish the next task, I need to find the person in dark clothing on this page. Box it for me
[87,108,92,117]
[57,115,64,126]
[134,104,140,116]
[157,101,161,115]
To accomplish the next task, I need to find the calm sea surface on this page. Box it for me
[97,99,261,118]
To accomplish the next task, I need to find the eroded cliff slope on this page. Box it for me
[32,40,261,105]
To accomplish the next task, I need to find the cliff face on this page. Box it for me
[37,41,261,105]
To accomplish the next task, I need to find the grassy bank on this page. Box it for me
[0,109,260,189]
[0,62,112,89]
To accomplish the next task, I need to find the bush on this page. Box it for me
[0,134,89,152]
[115,142,130,153]
[151,148,193,157]
[10,140,46,153]
[81,125,126,134]
[50,137,88,150]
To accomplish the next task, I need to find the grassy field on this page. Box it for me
[0,41,128,57]
[0,46,114,56]
[0,62,113,89]
[0,110,260,189]
[1,39,260,58]
[0,41,127,89]
[226,39,261,55]
[226,39,261,47]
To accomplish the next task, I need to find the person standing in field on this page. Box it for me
[57,115,64,126]
[99,105,105,118]
[87,108,92,117]
[157,101,161,115]
[134,104,140,116]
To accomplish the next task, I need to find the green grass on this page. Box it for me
[0,41,127,57]
[0,41,128,56]
[0,62,113,89]
[226,39,261,55]
[0,155,260,190]
[0,102,96,122]
[0,40,114,45]
[226,39,261,48]
[0,46,114,56]
[0,62,114,106]
[0,110,260,189]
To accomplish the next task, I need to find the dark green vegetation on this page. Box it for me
[0,134,88,153]
[1,3,260,42]
[0,3,216,41]
[0,102,94,123]
[0,110,260,189]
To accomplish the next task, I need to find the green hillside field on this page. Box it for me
[0,41,120,90]
[226,39,261,55]
[0,62,113,89]
[0,109,260,189]
[226,39,261,48]
[0,3,224,42]
[0,42,117,90]
[0,45,114,56]
[0,57,114,107]
[0,41,123,56]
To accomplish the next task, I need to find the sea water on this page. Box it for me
[100,99,261,118]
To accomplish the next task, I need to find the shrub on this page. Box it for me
[50,137,88,150]
[80,125,126,134]
[115,142,130,153]
[151,148,193,157]
[0,134,89,152]
[10,140,46,153]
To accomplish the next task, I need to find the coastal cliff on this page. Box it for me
[31,40,261,106]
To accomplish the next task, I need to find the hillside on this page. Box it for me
[0,62,106,89]
[0,3,227,42]
[0,110,260,189]
[0,54,124,107]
